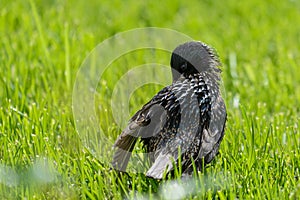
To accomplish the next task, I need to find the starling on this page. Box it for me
[112,41,226,179]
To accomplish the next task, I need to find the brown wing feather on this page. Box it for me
[111,87,169,171]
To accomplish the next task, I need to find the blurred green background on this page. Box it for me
[0,0,299,199]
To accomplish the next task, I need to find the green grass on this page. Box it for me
[1,0,299,199]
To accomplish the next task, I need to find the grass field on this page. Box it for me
[1,0,300,199]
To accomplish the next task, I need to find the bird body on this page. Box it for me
[112,41,226,179]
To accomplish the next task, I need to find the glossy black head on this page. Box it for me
[170,41,221,81]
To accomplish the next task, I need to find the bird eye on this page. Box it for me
[180,62,188,71]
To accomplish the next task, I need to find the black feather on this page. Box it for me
[112,41,227,179]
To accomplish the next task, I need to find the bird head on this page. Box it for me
[170,41,221,81]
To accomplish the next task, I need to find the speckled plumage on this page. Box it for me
[112,41,227,179]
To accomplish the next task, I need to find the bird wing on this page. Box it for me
[146,79,202,179]
[111,87,170,171]
[201,95,226,163]
[146,95,226,179]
